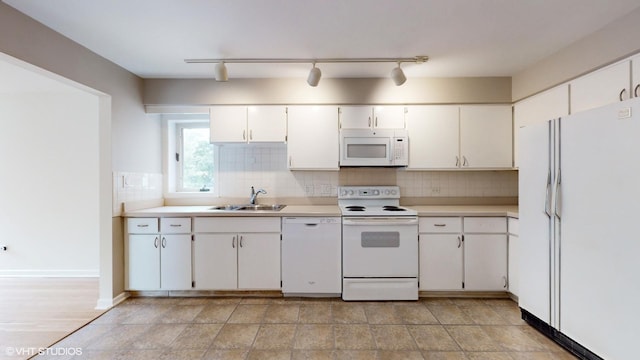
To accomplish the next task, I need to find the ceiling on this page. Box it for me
[4,0,640,80]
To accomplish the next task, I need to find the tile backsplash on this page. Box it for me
[113,145,518,213]
[113,172,163,215]
[215,144,517,199]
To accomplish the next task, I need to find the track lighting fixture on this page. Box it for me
[185,56,428,86]
[307,63,322,87]
[390,62,407,86]
[214,62,228,82]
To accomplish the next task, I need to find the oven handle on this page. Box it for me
[342,217,418,226]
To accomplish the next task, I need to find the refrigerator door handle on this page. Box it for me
[544,169,552,217]
[554,168,562,220]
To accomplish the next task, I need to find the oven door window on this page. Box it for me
[361,231,399,247]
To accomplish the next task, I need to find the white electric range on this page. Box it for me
[338,186,419,301]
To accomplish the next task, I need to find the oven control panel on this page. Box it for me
[338,186,400,199]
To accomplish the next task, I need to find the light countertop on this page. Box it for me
[124,204,517,218]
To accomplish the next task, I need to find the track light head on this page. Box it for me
[390,62,407,86]
[214,62,228,82]
[307,63,322,87]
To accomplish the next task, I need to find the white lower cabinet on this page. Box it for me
[507,217,519,296]
[126,218,192,291]
[193,217,281,290]
[419,216,507,292]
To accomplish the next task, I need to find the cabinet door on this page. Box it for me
[159,234,192,290]
[513,85,569,167]
[339,106,373,129]
[209,106,247,143]
[373,105,406,128]
[193,234,238,289]
[247,106,287,142]
[406,106,460,169]
[287,106,339,170]
[127,234,160,290]
[238,233,281,290]
[460,105,513,168]
[464,234,507,291]
[508,234,519,296]
[570,60,630,114]
[419,234,463,290]
[633,55,640,99]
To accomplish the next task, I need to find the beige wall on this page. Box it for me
[0,2,160,306]
[513,7,640,101]
[144,77,512,106]
[0,2,160,174]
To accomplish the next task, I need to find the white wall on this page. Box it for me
[0,91,99,275]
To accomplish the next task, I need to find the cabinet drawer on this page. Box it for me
[160,218,192,234]
[508,217,519,236]
[463,217,507,233]
[194,217,280,233]
[419,217,462,233]
[127,218,159,234]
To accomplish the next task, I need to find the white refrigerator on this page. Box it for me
[519,98,640,360]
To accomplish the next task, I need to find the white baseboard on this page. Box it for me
[96,292,129,310]
[0,269,99,277]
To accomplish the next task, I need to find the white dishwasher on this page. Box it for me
[281,217,342,296]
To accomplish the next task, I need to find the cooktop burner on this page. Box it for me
[338,186,418,217]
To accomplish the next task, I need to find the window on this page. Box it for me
[176,122,214,192]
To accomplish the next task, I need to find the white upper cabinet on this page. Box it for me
[406,105,512,169]
[632,54,640,99]
[247,106,287,142]
[339,105,406,129]
[210,106,287,143]
[209,106,247,143]
[513,85,569,167]
[287,105,339,170]
[406,105,460,169]
[570,60,631,114]
[459,105,513,168]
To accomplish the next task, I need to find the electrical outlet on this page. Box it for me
[431,187,441,194]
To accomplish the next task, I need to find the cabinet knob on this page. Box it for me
[635,84,640,98]
[619,88,628,102]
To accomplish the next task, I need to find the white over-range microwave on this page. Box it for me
[339,129,409,167]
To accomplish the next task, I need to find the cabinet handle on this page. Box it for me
[619,88,627,101]
[455,156,459,167]
[289,156,292,167]
[457,236,462,248]
[169,224,182,227]
[434,224,446,227]
[635,84,640,97]
[239,236,244,248]
[232,236,236,248]
[249,129,253,140]
[154,236,159,248]
[243,130,246,140]
[368,116,372,127]
[137,224,149,228]
[462,156,469,167]
[375,116,378,127]
[161,237,166,248]
[503,276,508,289]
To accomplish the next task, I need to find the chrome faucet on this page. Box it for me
[249,186,267,205]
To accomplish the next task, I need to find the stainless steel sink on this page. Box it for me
[236,204,286,211]
[208,204,286,211]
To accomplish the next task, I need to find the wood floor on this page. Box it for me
[0,277,104,360]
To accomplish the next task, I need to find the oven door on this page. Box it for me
[342,217,418,277]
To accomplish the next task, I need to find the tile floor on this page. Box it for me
[37,297,577,360]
